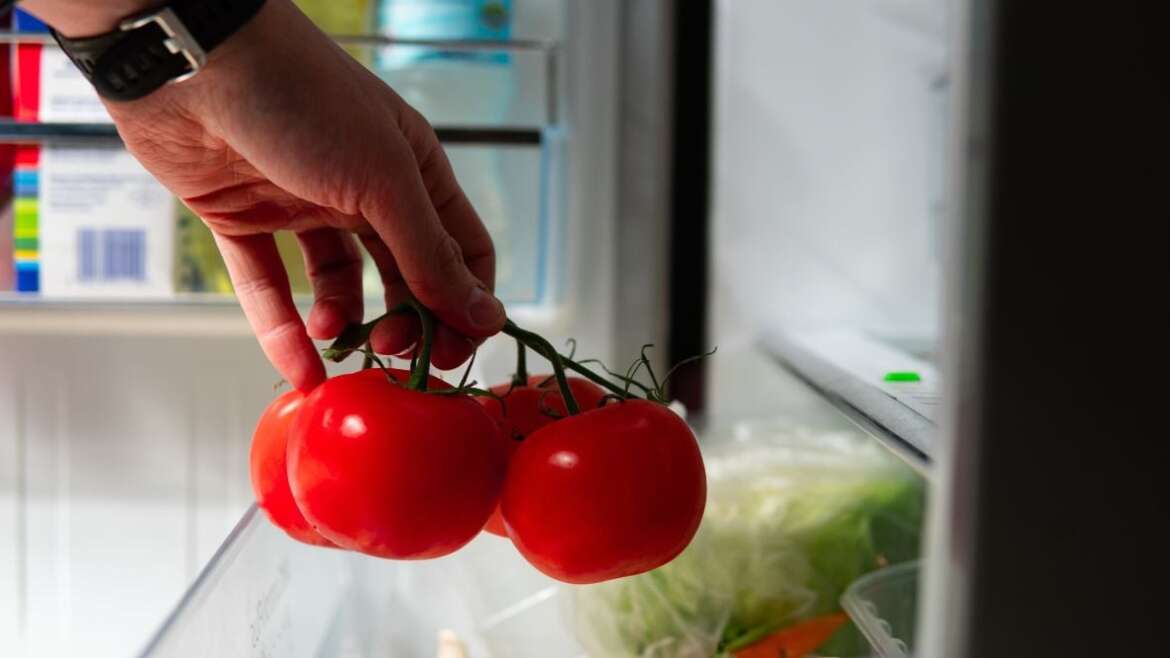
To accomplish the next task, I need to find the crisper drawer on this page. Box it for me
[140,506,583,658]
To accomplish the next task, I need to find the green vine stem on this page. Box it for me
[406,298,437,391]
[361,340,375,370]
[577,358,652,395]
[322,297,436,392]
[552,351,631,400]
[500,320,580,415]
[512,340,528,386]
[535,338,580,389]
[324,304,645,407]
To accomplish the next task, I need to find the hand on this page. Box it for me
[22,0,507,390]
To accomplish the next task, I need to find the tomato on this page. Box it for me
[481,499,512,536]
[249,390,335,547]
[477,376,608,536]
[288,369,508,559]
[501,399,706,584]
[480,376,609,439]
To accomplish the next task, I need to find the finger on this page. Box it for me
[361,235,421,355]
[359,130,505,339]
[214,232,325,391]
[417,143,497,296]
[297,228,364,340]
[430,324,475,371]
[371,312,420,357]
[364,235,482,365]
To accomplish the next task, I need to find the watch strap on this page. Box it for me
[51,0,266,102]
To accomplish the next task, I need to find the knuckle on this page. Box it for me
[257,317,303,346]
[401,108,442,163]
[307,252,363,280]
[230,274,276,299]
[316,292,359,308]
[434,234,465,268]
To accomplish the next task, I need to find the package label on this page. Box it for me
[36,48,112,123]
[37,147,173,297]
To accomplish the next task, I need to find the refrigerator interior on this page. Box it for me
[0,0,981,655]
[706,0,951,482]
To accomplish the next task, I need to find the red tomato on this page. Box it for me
[480,376,609,439]
[531,374,609,413]
[477,376,607,537]
[249,390,335,547]
[482,500,512,536]
[351,365,448,388]
[501,399,706,584]
[288,369,508,559]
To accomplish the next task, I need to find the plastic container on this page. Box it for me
[840,560,920,658]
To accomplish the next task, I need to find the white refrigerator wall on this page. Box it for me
[0,335,272,657]
[709,0,949,412]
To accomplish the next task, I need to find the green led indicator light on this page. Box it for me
[884,371,922,383]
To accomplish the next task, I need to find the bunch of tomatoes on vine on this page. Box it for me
[249,298,709,584]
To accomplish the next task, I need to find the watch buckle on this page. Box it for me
[120,7,207,84]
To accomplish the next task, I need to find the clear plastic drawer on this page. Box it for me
[141,506,584,658]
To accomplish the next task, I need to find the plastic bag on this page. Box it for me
[571,420,925,658]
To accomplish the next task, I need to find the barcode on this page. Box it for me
[77,228,147,282]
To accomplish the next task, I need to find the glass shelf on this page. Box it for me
[0,119,545,148]
[762,330,938,478]
[0,30,557,51]
[0,29,560,128]
[0,293,559,340]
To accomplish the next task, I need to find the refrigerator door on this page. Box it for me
[919,1,1165,657]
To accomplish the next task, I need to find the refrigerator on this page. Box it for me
[1,0,1162,656]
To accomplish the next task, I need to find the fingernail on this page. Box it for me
[467,286,505,331]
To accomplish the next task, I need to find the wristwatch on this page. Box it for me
[50,0,267,102]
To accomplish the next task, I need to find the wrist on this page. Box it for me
[20,1,160,36]
[42,0,289,105]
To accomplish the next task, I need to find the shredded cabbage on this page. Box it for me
[572,421,925,658]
